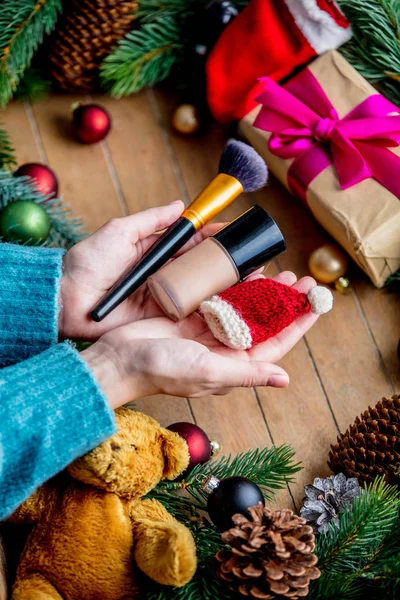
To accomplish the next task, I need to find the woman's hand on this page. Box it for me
[81,272,318,407]
[59,201,221,340]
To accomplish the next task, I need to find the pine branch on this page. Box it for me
[0,124,16,169]
[308,478,400,599]
[14,67,50,102]
[100,15,183,97]
[338,0,400,105]
[308,572,362,600]
[155,445,301,507]
[0,0,62,107]
[0,170,86,248]
[316,478,400,573]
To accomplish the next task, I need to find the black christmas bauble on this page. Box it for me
[191,0,238,58]
[72,104,111,144]
[167,422,212,474]
[207,476,265,531]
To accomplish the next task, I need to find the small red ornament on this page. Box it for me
[14,163,58,199]
[167,422,212,474]
[72,103,111,144]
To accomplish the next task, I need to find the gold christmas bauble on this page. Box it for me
[308,244,348,284]
[335,276,351,294]
[210,440,222,457]
[172,104,201,135]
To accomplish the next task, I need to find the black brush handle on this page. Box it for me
[90,217,196,322]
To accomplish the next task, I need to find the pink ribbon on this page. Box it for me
[253,69,400,202]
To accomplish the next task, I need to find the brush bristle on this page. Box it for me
[218,139,268,192]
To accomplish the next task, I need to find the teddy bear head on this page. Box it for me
[67,408,190,498]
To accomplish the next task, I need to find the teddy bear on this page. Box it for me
[8,408,197,600]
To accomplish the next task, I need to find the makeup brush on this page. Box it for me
[90,140,268,322]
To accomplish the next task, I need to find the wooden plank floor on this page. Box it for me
[3,91,399,509]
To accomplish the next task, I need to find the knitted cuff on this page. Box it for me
[0,342,116,520]
[0,243,65,366]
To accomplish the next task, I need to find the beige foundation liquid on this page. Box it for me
[148,238,239,321]
[148,206,286,321]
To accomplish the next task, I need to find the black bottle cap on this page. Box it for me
[213,205,286,279]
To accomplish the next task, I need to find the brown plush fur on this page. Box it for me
[0,534,7,600]
[9,409,197,600]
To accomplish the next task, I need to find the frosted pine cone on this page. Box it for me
[300,473,360,534]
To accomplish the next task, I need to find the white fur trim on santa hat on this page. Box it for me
[283,0,352,55]
[200,296,253,351]
[307,286,333,314]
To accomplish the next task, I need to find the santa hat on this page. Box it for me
[206,0,352,123]
[200,278,333,350]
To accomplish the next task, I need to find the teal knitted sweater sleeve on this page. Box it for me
[0,243,64,366]
[0,343,116,520]
[0,244,116,519]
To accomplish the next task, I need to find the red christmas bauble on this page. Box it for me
[167,422,212,473]
[14,163,58,199]
[72,104,111,144]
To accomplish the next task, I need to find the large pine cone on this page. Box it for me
[216,503,320,599]
[49,0,138,92]
[329,395,400,484]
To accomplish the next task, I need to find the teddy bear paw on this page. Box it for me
[135,521,197,587]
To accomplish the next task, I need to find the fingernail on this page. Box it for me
[268,374,289,387]
[170,200,183,205]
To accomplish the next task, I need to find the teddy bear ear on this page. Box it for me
[161,429,190,480]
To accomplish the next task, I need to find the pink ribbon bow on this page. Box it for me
[253,69,400,202]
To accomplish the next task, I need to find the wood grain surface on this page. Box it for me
[3,90,398,507]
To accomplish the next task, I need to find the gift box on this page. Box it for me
[239,50,400,288]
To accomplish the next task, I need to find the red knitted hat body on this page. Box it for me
[206,0,351,122]
[201,278,333,350]
[219,278,310,345]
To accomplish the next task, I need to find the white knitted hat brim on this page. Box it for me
[200,296,253,351]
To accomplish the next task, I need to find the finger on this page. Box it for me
[292,275,317,293]
[272,271,298,286]
[173,223,226,257]
[248,276,320,363]
[204,354,289,389]
[242,269,297,287]
[244,267,265,283]
[99,201,185,246]
[130,222,228,270]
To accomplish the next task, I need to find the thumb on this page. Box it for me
[130,201,184,240]
[205,354,289,389]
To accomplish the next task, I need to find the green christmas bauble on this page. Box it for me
[0,201,51,245]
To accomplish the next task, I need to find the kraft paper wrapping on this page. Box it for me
[239,51,400,288]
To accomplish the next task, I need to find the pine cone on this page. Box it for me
[49,0,138,92]
[328,395,400,484]
[216,503,320,599]
[300,473,360,534]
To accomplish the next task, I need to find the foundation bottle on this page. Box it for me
[147,205,286,321]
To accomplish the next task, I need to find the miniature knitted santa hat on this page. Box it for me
[206,0,352,123]
[200,277,333,350]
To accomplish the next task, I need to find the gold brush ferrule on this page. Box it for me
[182,173,243,231]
